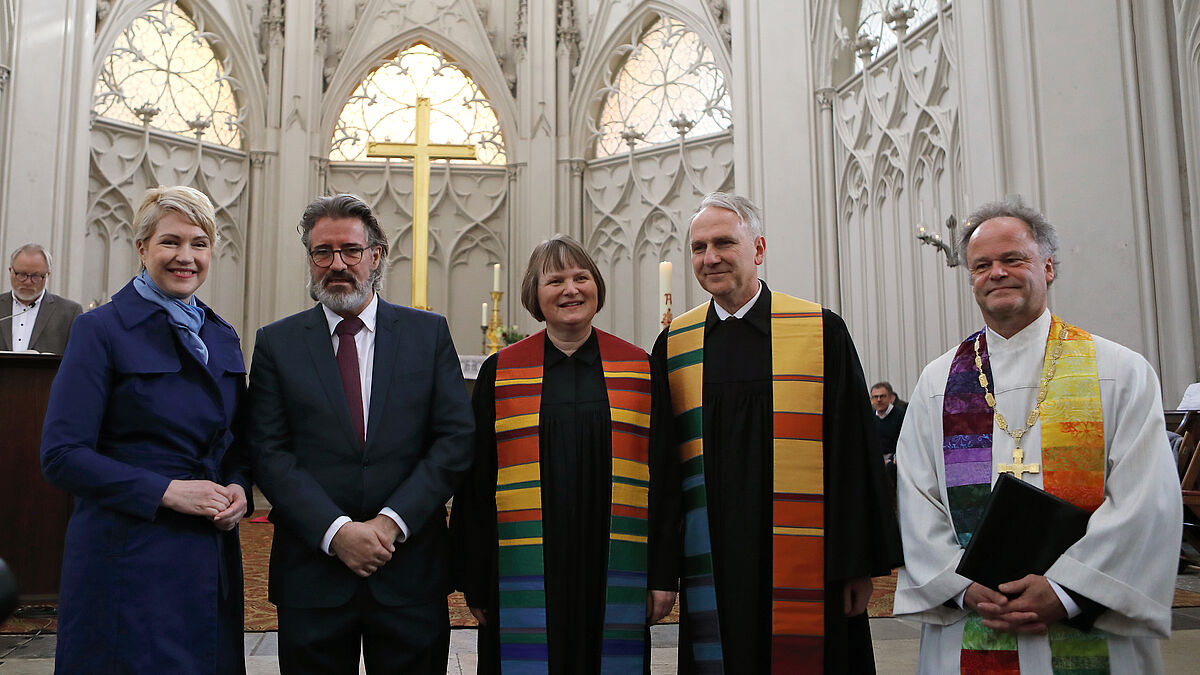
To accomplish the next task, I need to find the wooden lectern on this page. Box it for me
[0,353,72,600]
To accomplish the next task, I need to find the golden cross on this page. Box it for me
[367,97,476,310]
[998,448,1040,479]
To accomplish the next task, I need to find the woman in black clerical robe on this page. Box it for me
[451,235,679,675]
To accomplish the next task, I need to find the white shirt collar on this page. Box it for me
[713,281,763,320]
[877,402,894,419]
[322,293,379,336]
[984,308,1052,353]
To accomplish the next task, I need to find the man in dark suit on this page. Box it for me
[870,381,907,487]
[248,194,474,674]
[3,244,83,353]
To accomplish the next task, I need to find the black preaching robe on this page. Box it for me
[451,330,680,675]
[650,283,903,674]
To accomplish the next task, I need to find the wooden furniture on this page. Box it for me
[0,352,71,600]
[1177,410,1200,569]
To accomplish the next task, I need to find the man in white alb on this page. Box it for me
[893,197,1181,673]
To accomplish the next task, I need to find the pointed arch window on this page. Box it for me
[593,16,731,159]
[92,1,242,147]
[330,43,506,165]
[854,0,940,72]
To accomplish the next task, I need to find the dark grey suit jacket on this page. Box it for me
[248,299,474,610]
[1,291,83,353]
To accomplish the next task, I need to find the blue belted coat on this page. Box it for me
[40,281,251,674]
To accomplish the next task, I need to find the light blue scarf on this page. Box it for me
[132,270,209,364]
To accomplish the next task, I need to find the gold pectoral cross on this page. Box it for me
[368,97,477,310]
[998,447,1040,479]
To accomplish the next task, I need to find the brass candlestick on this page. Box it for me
[485,290,504,355]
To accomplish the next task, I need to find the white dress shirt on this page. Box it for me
[317,294,411,554]
[9,290,44,351]
[712,280,763,320]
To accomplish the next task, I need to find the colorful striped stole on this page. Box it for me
[494,329,652,673]
[944,316,1110,674]
[666,293,825,674]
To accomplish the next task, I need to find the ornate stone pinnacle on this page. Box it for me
[884,3,917,34]
[669,116,695,136]
[133,102,161,123]
[187,116,212,131]
[854,34,879,62]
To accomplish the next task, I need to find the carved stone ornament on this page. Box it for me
[512,0,528,56]
[96,0,113,27]
[855,34,879,62]
[133,103,161,124]
[884,3,918,36]
[815,87,835,111]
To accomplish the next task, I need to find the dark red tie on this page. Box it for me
[334,317,365,443]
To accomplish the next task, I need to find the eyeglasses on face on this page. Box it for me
[308,246,368,268]
[11,271,47,282]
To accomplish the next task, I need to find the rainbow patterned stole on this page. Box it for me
[944,316,1110,674]
[666,293,825,674]
[493,329,652,673]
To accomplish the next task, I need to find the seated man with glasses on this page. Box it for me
[3,243,83,353]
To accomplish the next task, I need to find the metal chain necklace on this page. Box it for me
[973,326,1069,477]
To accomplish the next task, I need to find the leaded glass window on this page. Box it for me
[330,43,506,164]
[854,0,940,71]
[593,16,731,159]
[93,1,242,147]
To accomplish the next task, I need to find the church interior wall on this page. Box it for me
[0,0,1196,405]
[0,0,14,235]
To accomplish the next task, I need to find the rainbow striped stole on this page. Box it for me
[666,293,826,674]
[494,329,652,673]
[944,316,1109,674]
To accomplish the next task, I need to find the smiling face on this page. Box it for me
[9,250,49,304]
[689,205,765,313]
[966,216,1054,337]
[137,211,211,301]
[307,216,381,317]
[537,263,599,333]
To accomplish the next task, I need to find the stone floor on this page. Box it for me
[4,612,1200,673]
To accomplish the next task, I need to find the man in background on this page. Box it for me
[871,381,907,487]
[3,243,82,353]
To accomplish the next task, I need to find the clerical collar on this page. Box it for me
[544,327,599,367]
[712,281,763,320]
[984,309,1052,353]
[706,280,771,336]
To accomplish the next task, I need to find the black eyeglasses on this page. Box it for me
[308,246,368,268]
[12,271,47,282]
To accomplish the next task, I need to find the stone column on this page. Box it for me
[0,0,95,302]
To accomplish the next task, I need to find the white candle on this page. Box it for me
[659,261,673,318]
[493,263,501,292]
[482,302,489,326]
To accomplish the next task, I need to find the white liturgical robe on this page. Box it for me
[894,310,1181,673]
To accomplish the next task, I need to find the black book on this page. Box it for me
[955,473,1092,593]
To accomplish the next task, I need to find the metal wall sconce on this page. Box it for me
[916,214,963,267]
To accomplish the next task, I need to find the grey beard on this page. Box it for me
[309,274,371,314]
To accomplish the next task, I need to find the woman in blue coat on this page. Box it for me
[41,185,251,674]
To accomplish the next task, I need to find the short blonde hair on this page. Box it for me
[520,234,606,322]
[132,186,217,246]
